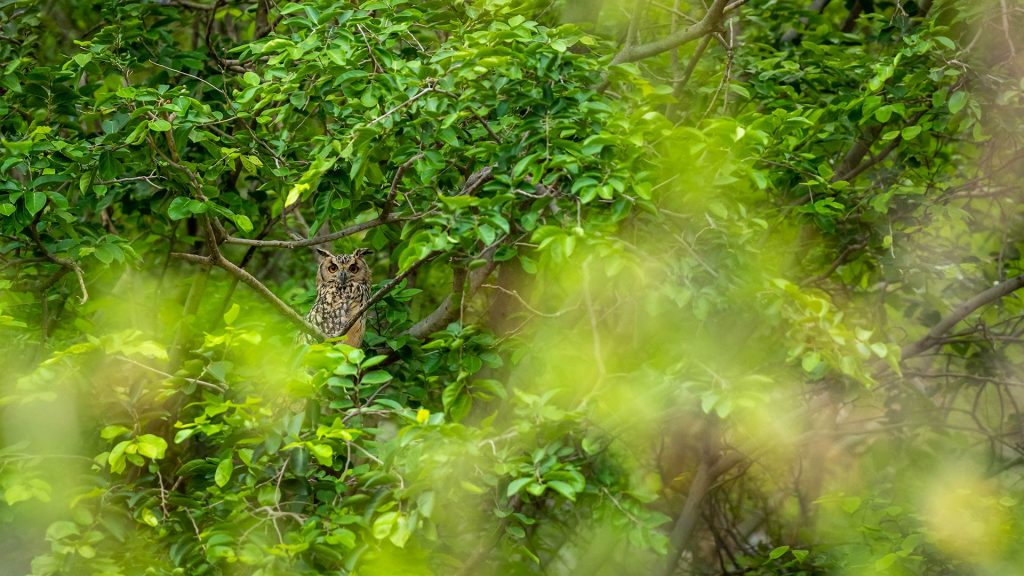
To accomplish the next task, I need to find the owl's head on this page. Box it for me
[315,248,372,288]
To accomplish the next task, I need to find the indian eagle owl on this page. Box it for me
[306,248,372,346]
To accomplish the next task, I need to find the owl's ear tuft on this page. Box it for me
[315,248,333,260]
[353,248,372,258]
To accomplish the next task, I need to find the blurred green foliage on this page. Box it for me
[2,0,1024,575]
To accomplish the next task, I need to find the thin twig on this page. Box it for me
[28,205,89,305]
[366,84,435,127]
[480,284,578,318]
[114,354,226,392]
[382,153,425,221]
[581,260,606,379]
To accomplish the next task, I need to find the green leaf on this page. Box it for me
[167,197,206,220]
[442,381,464,411]
[308,442,333,466]
[140,508,160,527]
[875,553,899,570]
[24,191,46,215]
[100,425,132,440]
[768,546,789,560]
[948,91,967,114]
[242,71,261,86]
[360,370,393,385]
[223,303,240,325]
[232,214,253,233]
[546,480,576,501]
[214,457,232,487]
[4,484,33,505]
[136,434,168,460]
[372,511,398,540]
[148,119,172,132]
[507,477,532,497]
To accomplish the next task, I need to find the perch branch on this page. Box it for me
[662,451,744,576]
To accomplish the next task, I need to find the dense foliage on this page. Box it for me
[2,0,1023,574]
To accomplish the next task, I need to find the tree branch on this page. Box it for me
[903,274,1024,359]
[404,242,502,339]
[382,153,424,222]
[831,125,881,183]
[832,111,927,183]
[28,205,88,305]
[171,251,325,338]
[661,451,743,576]
[223,215,406,249]
[610,0,728,65]
[801,241,866,286]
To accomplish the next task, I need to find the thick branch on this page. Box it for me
[661,451,743,576]
[610,0,728,65]
[832,111,927,183]
[831,125,881,183]
[404,243,501,339]
[903,274,1024,359]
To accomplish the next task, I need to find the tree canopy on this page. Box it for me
[2,0,1024,575]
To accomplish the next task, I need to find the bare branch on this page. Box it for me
[610,0,728,65]
[903,274,1024,359]
[404,242,502,339]
[171,252,325,338]
[382,153,425,222]
[460,165,495,196]
[480,284,578,318]
[367,84,435,127]
[662,451,743,576]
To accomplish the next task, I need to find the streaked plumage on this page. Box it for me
[306,248,372,346]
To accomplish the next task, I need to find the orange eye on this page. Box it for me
[327,264,338,273]
[348,263,360,273]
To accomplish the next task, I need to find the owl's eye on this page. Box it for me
[348,262,360,273]
[327,264,338,273]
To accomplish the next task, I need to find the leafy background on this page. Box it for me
[2,0,1024,574]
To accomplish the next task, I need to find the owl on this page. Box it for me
[305,248,372,346]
